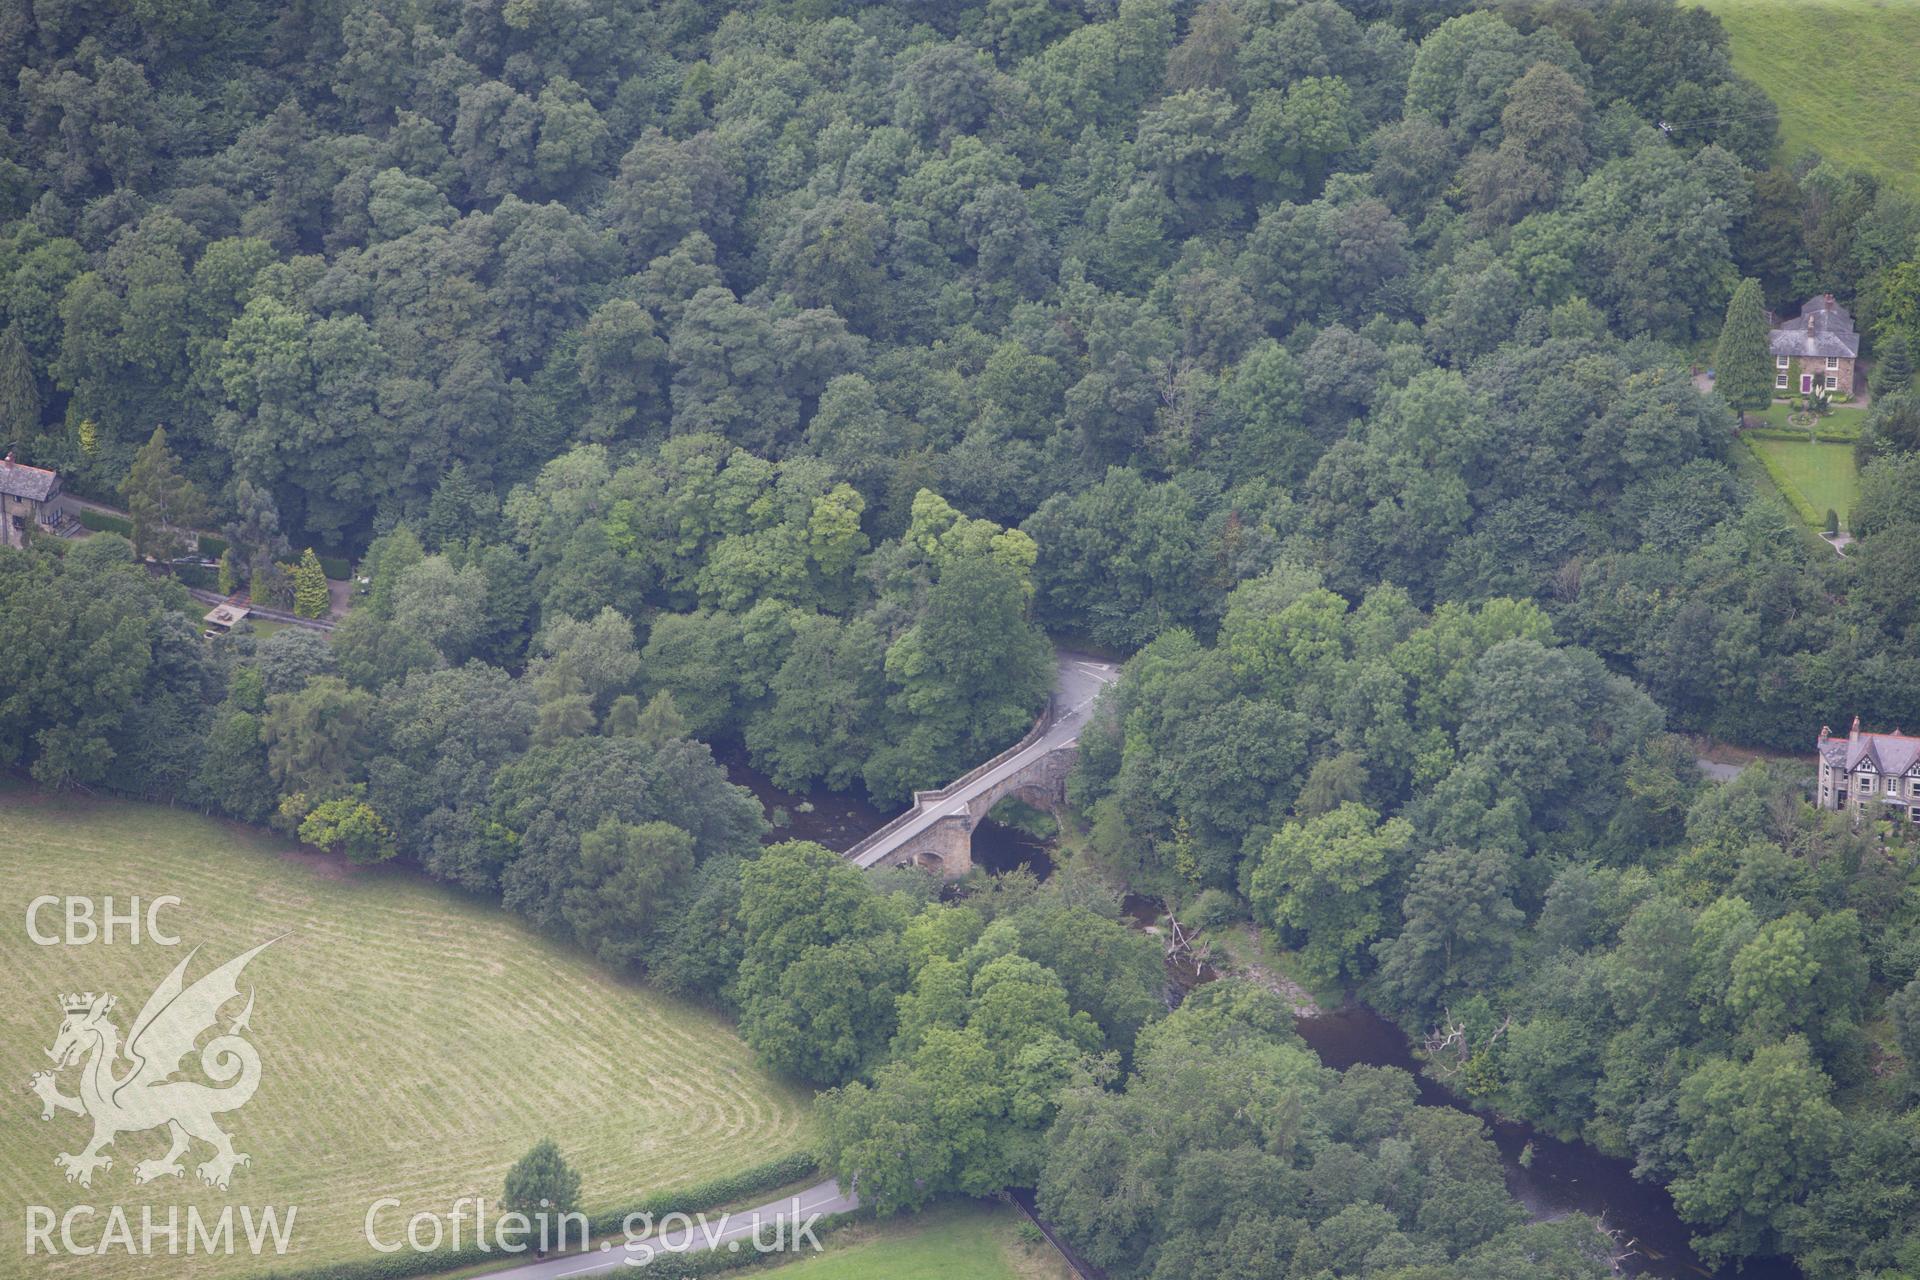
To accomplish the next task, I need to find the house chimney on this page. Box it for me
[1819,725,1831,743]
[1807,314,1816,334]
[3,451,12,465]
[1850,714,1861,738]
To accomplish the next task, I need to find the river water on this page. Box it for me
[1291,1006,1800,1280]
[722,747,1058,871]
[1114,897,1801,1278]
[723,759,1801,1280]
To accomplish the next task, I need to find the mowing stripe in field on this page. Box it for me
[0,786,810,1280]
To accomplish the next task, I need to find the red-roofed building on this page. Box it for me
[1817,718,1920,822]
[0,451,62,549]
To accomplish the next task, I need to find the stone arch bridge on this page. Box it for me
[846,653,1119,878]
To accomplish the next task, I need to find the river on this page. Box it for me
[724,758,1802,1280]
[1291,1005,1800,1280]
[722,747,1057,872]
[1114,891,1801,1278]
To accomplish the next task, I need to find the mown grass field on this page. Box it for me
[1750,436,1861,528]
[0,783,810,1280]
[756,1202,1069,1280]
[1696,0,1920,194]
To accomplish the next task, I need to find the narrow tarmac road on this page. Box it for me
[850,650,1120,868]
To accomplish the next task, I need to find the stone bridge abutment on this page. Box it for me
[843,654,1120,879]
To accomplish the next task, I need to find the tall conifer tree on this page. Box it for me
[1714,278,1774,412]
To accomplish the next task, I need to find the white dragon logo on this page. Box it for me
[28,939,278,1191]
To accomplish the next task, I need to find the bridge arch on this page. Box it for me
[844,654,1118,878]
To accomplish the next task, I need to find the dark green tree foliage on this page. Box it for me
[1038,982,1613,1280]
[562,818,696,969]
[364,664,535,884]
[864,549,1053,801]
[1371,845,1524,1024]
[813,875,1168,1211]
[503,1138,582,1217]
[1249,802,1417,986]
[486,734,764,936]
[0,0,1779,557]
[817,952,1102,1213]
[190,706,276,822]
[121,425,208,562]
[220,479,290,589]
[1669,1039,1842,1264]
[733,842,910,1086]
[1712,277,1774,411]
[0,323,41,443]
[4,8,1919,1273]
[1877,331,1915,398]
[650,854,752,1006]
[995,894,1164,1053]
[422,462,495,550]
[0,537,200,788]
[1023,467,1210,649]
[262,675,376,798]
[1894,979,1920,1074]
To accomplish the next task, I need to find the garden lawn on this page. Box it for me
[1750,436,1861,529]
[754,1202,1066,1280]
[0,784,811,1280]
[1747,401,1867,437]
[1695,0,1920,195]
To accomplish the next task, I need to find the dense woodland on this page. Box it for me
[4,0,1920,1276]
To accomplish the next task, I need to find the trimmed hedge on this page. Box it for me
[76,508,133,536]
[1745,427,1861,445]
[258,1152,821,1280]
[75,509,235,557]
[1741,435,1823,528]
[74,508,345,577]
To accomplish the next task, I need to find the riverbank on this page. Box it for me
[803,781,1805,1280]
[1289,1005,1801,1280]
[1115,895,1800,1280]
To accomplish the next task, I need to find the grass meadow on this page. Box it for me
[0,783,810,1280]
[1696,0,1920,193]
[755,1202,1071,1280]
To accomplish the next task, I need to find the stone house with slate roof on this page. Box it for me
[1770,295,1859,399]
[0,450,62,549]
[1818,718,1920,823]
